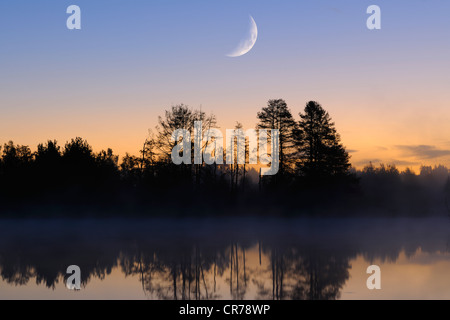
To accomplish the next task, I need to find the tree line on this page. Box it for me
[0,99,448,216]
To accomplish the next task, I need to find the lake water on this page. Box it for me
[0,217,449,300]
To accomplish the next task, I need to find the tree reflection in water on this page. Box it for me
[0,218,448,299]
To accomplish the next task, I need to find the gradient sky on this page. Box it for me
[1,0,450,170]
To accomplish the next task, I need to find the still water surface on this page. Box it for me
[0,217,449,299]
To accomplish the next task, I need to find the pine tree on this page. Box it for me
[256,99,298,176]
[296,101,351,178]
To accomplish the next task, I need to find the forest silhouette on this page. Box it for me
[0,100,449,217]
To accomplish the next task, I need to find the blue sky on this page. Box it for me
[1,0,450,169]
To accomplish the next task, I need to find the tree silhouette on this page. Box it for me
[95,148,120,186]
[154,104,217,189]
[33,140,62,196]
[59,137,121,206]
[139,134,157,178]
[228,122,247,192]
[257,99,298,177]
[1,141,33,200]
[155,105,217,162]
[120,153,141,181]
[2,101,450,216]
[2,141,32,169]
[296,101,351,179]
[62,137,96,181]
[35,140,61,164]
[63,137,94,163]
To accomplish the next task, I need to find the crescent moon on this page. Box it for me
[227,15,258,57]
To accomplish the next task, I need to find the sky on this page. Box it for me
[1,0,450,171]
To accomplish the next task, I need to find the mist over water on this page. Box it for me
[0,217,449,299]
